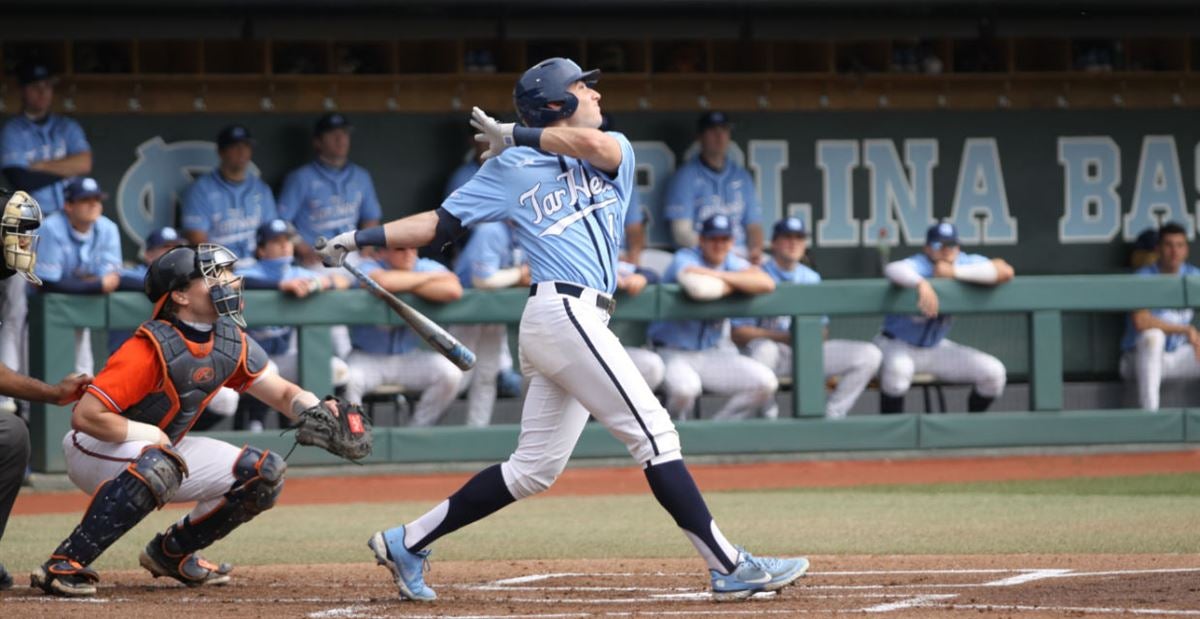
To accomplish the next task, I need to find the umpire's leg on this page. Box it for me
[0,411,31,543]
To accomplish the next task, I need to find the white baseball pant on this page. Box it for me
[658,348,778,421]
[745,338,882,419]
[502,283,681,500]
[1119,328,1200,411]
[626,347,666,391]
[62,430,242,522]
[450,323,507,427]
[345,350,463,426]
[874,335,1006,398]
[0,277,26,380]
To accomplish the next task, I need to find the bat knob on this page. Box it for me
[314,236,327,250]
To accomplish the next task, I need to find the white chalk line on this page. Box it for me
[861,594,959,613]
[981,568,1073,586]
[941,603,1200,616]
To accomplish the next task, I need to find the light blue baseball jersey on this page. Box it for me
[0,114,91,215]
[663,154,760,250]
[34,212,122,284]
[237,257,323,355]
[350,257,448,355]
[444,160,481,198]
[647,247,751,351]
[1120,262,1200,352]
[441,132,636,296]
[453,221,517,288]
[278,160,382,248]
[731,259,824,333]
[881,252,990,348]
[181,170,277,260]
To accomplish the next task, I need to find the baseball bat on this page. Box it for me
[316,238,476,371]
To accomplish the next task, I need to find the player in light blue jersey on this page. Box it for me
[663,111,763,263]
[277,113,382,267]
[1119,222,1200,411]
[35,178,123,376]
[731,217,882,419]
[647,215,778,421]
[876,221,1014,413]
[344,246,464,426]
[181,125,276,262]
[320,57,808,603]
[450,220,528,426]
[0,63,93,406]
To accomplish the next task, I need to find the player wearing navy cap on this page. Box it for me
[876,221,1014,413]
[731,217,882,419]
[319,57,807,603]
[663,111,763,263]
[648,215,779,420]
[36,177,123,375]
[277,113,381,268]
[0,62,93,413]
[181,125,276,262]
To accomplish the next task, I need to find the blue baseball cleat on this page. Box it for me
[709,549,809,602]
[368,527,436,602]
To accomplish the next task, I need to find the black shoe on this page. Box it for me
[139,533,232,587]
[30,557,99,597]
[0,563,13,590]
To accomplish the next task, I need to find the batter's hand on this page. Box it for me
[315,232,357,267]
[470,107,515,160]
[916,280,939,318]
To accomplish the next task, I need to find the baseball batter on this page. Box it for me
[731,217,883,419]
[876,221,1014,413]
[319,57,807,603]
[31,243,346,597]
[1119,222,1200,411]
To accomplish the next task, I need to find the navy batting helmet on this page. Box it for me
[513,58,600,127]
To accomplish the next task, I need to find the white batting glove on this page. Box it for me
[470,106,514,160]
[315,231,357,267]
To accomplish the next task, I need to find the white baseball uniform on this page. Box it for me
[1119,262,1200,411]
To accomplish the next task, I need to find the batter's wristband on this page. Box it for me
[512,126,543,148]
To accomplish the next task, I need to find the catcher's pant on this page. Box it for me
[450,323,507,427]
[345,350,463,426]
[658,347,778,421]
[502,283,681,499]
[745,338,882,419]
[1119,329,1200,411]
[62,431,243,522]
[874,335,1006,398]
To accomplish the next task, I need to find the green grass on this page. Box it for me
[3,472,1197,577]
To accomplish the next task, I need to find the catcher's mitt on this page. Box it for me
[293,396,373,461]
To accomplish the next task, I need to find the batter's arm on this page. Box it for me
[537,127,622,173]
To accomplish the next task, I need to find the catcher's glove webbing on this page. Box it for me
[289,396,373,462]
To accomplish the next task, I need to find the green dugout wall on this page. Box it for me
[27,275,1200,472]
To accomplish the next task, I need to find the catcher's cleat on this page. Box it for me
[139,533,232,587]
[709,549,809,602]
[30,557,99,597]
[369,527,436,602]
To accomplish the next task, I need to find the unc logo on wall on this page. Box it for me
[115,137,261,252]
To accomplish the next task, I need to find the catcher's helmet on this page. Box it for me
[513,57,600,128]
[0,189,42,285]
[145,243,245,327]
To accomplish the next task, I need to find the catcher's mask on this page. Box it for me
[145,243,246,327]
[0,190,42,285]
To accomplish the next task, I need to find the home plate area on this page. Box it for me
[4,555,1199,618]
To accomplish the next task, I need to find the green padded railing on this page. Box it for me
[26,275,1199,471]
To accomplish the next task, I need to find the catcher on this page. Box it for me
[31,243,370,597]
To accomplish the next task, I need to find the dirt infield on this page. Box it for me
[4,554,1199,618]
[15,449,1200,515]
